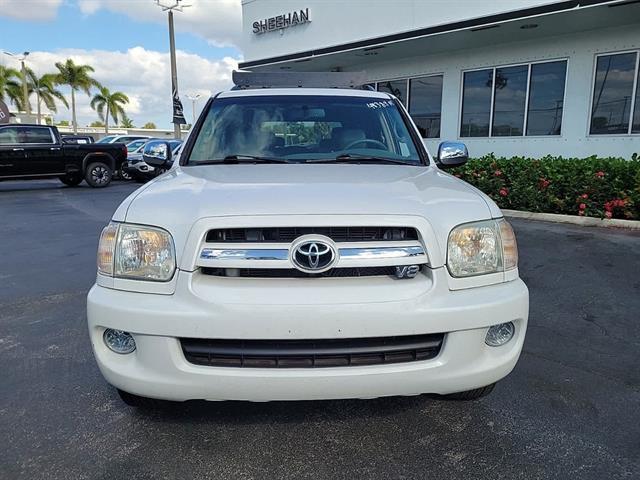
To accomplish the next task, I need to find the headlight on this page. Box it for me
[97,222,176,281]
[447,218,518,278]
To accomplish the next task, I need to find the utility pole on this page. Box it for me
[3,51,31,115]
[155,0,190,139]
[186,93,201,125]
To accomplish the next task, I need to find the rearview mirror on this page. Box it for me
[142,140,172,168]
[436,141,468,169]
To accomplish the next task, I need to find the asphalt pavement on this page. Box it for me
[1,179,639,480]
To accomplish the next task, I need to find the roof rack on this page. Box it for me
[231,70,370,90]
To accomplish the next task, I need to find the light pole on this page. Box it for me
[3,51,31,116]
[155,0,190,139]
[34,76,41,124]
[186,93,201,125]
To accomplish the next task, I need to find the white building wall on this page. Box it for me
[241,0,567,63]
[240,1,640,159]
[345,24,639,159]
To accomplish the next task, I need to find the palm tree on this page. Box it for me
[25,69,69,125]
[120,114,134,128]
[90,86,129,134]
[54,59,101,133]
[0,65,23,110]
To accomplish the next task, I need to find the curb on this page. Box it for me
[502,209,640,230]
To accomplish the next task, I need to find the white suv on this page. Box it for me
[88,72,528,407]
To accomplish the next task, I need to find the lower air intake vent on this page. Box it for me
[181,333,444,368]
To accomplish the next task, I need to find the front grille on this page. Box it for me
[206,226,419,243]
[201,266,418,278]
[181,333,444,368]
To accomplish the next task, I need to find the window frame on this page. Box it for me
[0,126,56,145]
[375,78,409,107]
[407,74,444,139]
[458,57,569,139]
[0,126,20,145]
[587,49,640,137]
[374,73,445,139]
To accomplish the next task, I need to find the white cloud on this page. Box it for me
[16,47,238,128]
[0,0,63,21]
[76,0,242,48]
[0,1,242,48]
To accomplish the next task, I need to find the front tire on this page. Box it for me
[118,167,133,181]
[117,389,163,409]
[443,383,496,401]
[59,174,83,186]
[85,162,112,188]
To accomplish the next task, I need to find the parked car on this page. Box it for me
[115,139,153,181]
[123,139,182,183]
[89,72,528,407]
[0,124,128,187]
[61,134,95,144]
[96,134,150,145]
[125,138,148,153]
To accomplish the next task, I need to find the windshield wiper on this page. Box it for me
[196,155,290,165]
[306,153,417,166]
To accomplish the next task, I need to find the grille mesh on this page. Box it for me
[201,266,421,278]
[206,227,419,243]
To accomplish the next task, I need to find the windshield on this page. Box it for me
[127,139,147,152]
[187,95,423,165]
[96,135,116,143]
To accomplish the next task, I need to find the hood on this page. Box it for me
[118,164,499,259]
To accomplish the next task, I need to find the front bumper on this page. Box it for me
[123,161,154,175]
[87,270,528,401]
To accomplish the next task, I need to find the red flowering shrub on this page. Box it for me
[454,155,640,220]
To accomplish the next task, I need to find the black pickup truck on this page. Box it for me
[0,124,128,187]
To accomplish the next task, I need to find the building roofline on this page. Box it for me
[239,0,619,69]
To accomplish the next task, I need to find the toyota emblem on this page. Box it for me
[290,235,338,273]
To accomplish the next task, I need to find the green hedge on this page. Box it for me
[453,154,640,220]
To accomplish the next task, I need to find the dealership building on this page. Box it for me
[239,0,640,159]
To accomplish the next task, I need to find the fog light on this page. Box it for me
[103,329,136,354]
[485,322,515,347]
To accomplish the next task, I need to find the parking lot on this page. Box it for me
[1,179,639,480]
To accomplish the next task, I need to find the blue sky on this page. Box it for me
[0,0,242,129]
[1,2,240,61]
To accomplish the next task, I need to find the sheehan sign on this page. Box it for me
[252,8,310,35]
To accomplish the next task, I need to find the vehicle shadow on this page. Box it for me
[131,394,454,425]
[0,181,133,193]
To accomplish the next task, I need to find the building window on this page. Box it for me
[590,51,640,135]
[526,61,567,136]
[409,75,443,138]
[377,80,408,106]
[492,65,528,136]
[460,60,568,138]
[634,63,640,133]
[460,69,493,137]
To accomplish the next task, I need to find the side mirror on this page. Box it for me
[437,141,468,169]
[142,140,172,168]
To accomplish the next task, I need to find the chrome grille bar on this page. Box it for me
[198,244,427,269]
[200,249,289,261]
